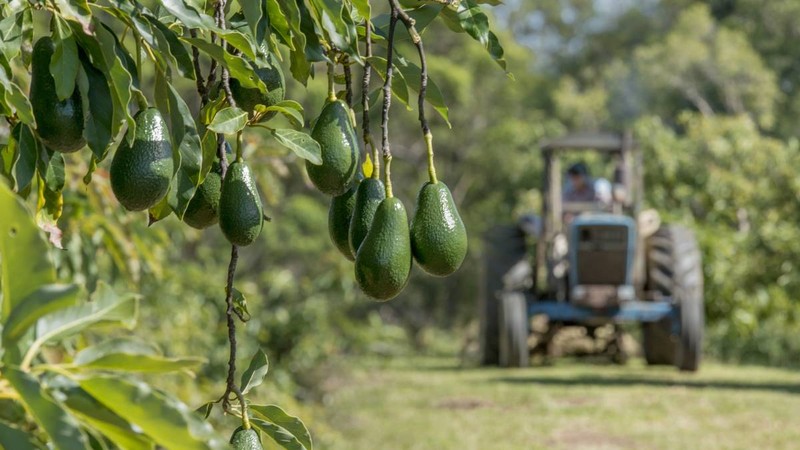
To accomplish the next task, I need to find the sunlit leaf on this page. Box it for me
[271,129,322,165]
[76,375,228,449]
[240,349,269,394]
[208,107,249,134]
[250,405,312,450]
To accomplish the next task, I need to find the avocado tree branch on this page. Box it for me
[381,7,398,197]
[362,17,380,178]
[389,0,437,183]
[189,29,208,105]
[343,55,353,107]
[210,0,248,428]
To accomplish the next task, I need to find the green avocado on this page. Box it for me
[329,177,361,260]
[30,37,86,153]
[306,100,359,196]
[355,197,412,301]
[219,160,264,246]
[230,426,262,450]
[109,108,174,211]
[230,52,285,122]
[349,177,386,256]
[183,161,222,229]
[410,182,468,276]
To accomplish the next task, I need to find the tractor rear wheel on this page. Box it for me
[480,225,530,365]
[499,291,529,368]
[642,225,704,371]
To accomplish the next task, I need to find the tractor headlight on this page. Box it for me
[617,285,635,302]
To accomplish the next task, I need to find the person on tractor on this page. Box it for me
[563,161,612,205]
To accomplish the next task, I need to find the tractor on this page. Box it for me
[480,132,704,371]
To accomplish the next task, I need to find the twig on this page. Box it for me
[390,0,437,183]
[343,55,353,107]
[361,18,380,178]
[381,8,398,197]
[189,29,208,104]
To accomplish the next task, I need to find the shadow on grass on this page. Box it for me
[491,374,800,395]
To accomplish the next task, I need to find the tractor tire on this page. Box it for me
[499,291,529,368]
[480,225,530,365]
[642,225,704,371]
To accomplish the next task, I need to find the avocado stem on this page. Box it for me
[242,410,251,430]
[368,136,381,179]
[235,132,243,162]
[425,132,438,184]
[326,62,337,102]
[384,154,394,198]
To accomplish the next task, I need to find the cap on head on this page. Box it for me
[567,162,589,176]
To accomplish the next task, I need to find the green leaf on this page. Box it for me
[54,0,92,32]
[0,181,55,322]
[50,16,79,101]
[0,420,39,450]
[258,103,304,129]
[4,368,89,450]
[72,338,205,373]
[366,56,411,110]
[160,0,216,29]
[266,0,293,50]
[240,349,269,394]
[208,107,248,134]
[145,15,195,79]
[3,284,80,344]
[71,21,135,144]
[73,353,205,373]
[183,37,265,91]
[195,402,214,419]
[0,69,34,126]
[78,51,114,161]
[231,287,251,321]
[249,416,305,450]
[32,282,139,349]
[7,123,38,192]
[59,385,153,450]
[76,375,228,449]
[250,405,312,450]
[373,4,443,42]
[238,0,263,37]
[271,129,322,165]
[395,59,451,127]
[441,0,506,70]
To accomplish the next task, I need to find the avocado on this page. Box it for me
[306,100,358,196]
[30,37,86,153]
[109,108,173,211]
[230,426,262,450]
[410,182,468,276]
[329,178,360,260]
[183,161,222,229]
[219,160,264,246]
[354,197,412,301]
[230,52,285,122]
[349,177,386,255]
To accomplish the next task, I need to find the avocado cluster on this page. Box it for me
[309,100,467,301]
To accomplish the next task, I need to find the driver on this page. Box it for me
[563,162,611,205]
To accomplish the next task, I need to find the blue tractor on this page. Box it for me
[480,132,704,371]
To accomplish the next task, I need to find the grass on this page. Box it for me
[310,356,800,450]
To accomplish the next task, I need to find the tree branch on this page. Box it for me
[390,0,437,183]
[362,18,380,178]
[189,29,208,105]
[343,55,353,107]
[381,8,398,197]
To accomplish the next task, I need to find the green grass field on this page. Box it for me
[312,356,800,450]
